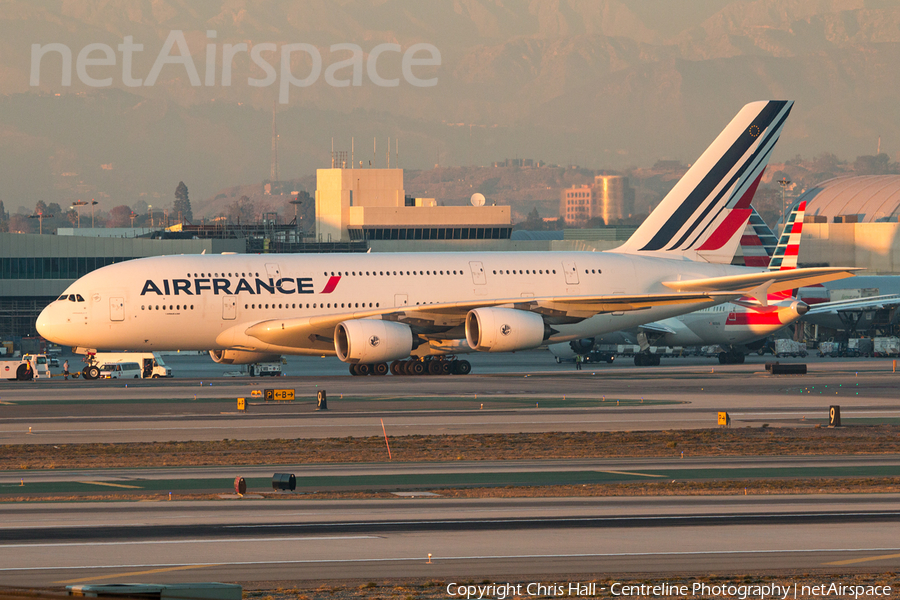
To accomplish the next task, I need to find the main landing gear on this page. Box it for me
[349,357,472,376]
[717,351,745,364]
[633,352,660,366]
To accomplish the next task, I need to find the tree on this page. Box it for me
[174,181,193,223]
[108,205,135,228]
[227,195,256,224]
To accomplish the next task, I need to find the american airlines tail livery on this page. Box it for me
[36,101,859,378]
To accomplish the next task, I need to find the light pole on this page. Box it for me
[130,211,136,227]
[149,205,153,227]
[778,177,791,233]
[28,212,53,235]
[71,200,86,227]
[290,191,303,237]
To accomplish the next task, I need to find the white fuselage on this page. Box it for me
[549,297,805,359]
[37,251,757,355]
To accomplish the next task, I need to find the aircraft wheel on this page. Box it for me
[249,365,256,377]
[390,361,404,376]
[650,354,661,366]
[454,360,472,375]
[718,353,728,364]
[357,363,371,376]
[86,365,101,380]
[372,362,389,376]
[634,354,644,367]
[410,361,426,376]
[427,360,442,375]
[439,361,453,375]
[349,364,360,376]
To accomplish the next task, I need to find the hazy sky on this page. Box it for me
[2,0,899,215]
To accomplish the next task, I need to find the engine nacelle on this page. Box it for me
[210,350,281,365]
[465,308,546,352]
[334,319,413,364]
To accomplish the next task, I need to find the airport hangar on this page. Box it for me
[4,172,900,342]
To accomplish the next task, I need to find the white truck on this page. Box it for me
[0,354,51,381]
[248,361,282,377]
[83,352,172,379]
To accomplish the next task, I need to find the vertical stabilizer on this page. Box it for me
[614,100,793,263]
[768,200,806,271]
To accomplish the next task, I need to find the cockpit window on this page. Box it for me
[58,295,68,301]
[69,296,76,302]
[75,294,85,302]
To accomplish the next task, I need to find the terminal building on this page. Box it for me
[0,233,242,340]
[796,175,900,274]
[315,167,511,243]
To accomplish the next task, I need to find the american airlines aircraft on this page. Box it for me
[550,199,813,365]
[37,101,859,379]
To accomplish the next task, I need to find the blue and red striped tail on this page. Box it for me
[615,100,794,264]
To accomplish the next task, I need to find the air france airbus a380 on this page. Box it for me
[37,101,859,378]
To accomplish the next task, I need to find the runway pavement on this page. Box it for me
[2,353,899,444]
[1,495,899,586]
[3,352,900,590]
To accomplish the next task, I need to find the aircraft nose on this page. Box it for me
[36,303,66,344]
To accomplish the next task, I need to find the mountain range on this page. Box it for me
[1,0,899,217]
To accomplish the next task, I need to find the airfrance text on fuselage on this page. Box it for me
[140,277,327,296]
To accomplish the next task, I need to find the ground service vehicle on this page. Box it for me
[99,362,142,379]
[0,354,50,381]
[90,352,171,378]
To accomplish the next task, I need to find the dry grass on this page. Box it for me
[4,426,900,471]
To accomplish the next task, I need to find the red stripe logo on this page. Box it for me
[321,276,341,294]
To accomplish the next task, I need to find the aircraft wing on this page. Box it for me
[662,267,861,295]
[805,294,900,315]
[240,291,739,349]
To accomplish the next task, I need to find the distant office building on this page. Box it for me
[561,175,634,226]
[492,158,545,168]
[315,167,511,242]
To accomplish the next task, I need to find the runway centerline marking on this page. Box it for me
[79,481,142,489]
[57,564,217,584]
[6,547,900,573]
[824,552,900,566]
[599,470,665,478]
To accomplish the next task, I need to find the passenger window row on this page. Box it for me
[492,269,558,275]
[325,270,463,277]
[141,305,194,310]
[244,302,380,310]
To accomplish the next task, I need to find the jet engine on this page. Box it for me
[209,350,281,364]
[334,319,413,364]
[569,338,595,354]
[465,307,546,352]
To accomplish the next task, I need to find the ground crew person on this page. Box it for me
[575,354,583,370]
[63,359,69,380]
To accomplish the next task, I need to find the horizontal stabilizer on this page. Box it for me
[805,294,900,315]
[662,267,861,295]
